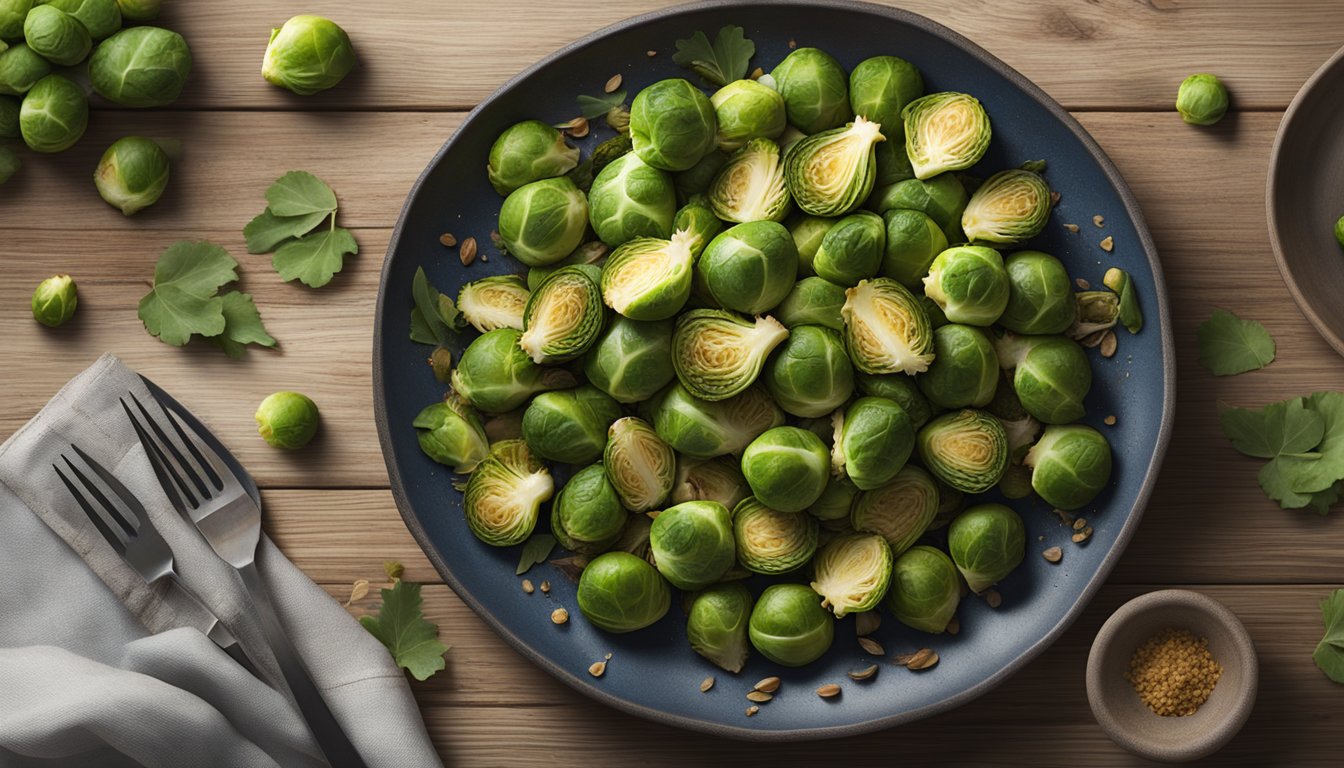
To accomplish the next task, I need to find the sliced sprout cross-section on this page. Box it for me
[604,416,676,513]
[784,116,885,217]
[462,439,554,547]
[707,137,792,223]
[902,91,991,180]
[917,409,1009,494]
[851,465,939,555]
[841,277,935,375]
[961,169,1052,246]
[519,265,605,364]
[810,533,893,617]
[600,230,697,321]
[458,275,530,333]
[672,310,789,401]
[732,496,819,575]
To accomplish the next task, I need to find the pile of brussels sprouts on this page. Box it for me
[415,42,1137,673]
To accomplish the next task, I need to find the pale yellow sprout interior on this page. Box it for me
[810,535,890,616]
[604,232,694,313]
[680,315,788,385]
[799,117,883,204]
[608,426,675,512]
[460,283,528,332]
[520,277,589,361]
[909,94,988,178]
[963,174,1046,238]
[843,281,933,374]
[713,144,787,221]
[929,422,998,472]
[739,506,810,559]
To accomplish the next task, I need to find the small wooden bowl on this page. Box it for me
[1086,590,1258,763]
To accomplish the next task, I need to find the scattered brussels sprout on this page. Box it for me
[19,74,86,153]
[697,220,798,313]
[551,463,627,556]
[518,265,604,363]
[748,582,835,666]
[451,328,576,413]
[993,332,1092,424]
[764,324,853,418]
[1025,424,1112,510]
[852,465,938,554]
[1000,250,1076,335]
[94,136,169,216]
[731,495,818,574]
[89,26,191,107]
[486,120,580,195]
[855,373,932,429]
[810,533,893,617]
[832,396,915,490]
[577,550,671,633]
[520,385,621,465]
[868,174,968,243]
[770,47,851,134]
[1176,73,1229,126]
[604,417,675,513]
[809,475,859,522]
[711,78,786,151]
[917,409,1008,494]
[672,454,750,510]
[686,582,753,673]
[261,15,355,96]
[961,169,1051,245]
[498,177,590,267]
[1103,267,1143,334]
[0,94,20,139]
[629,78,717,172]
[918,324,999,409]
[23,5,91,67]
[462,440,552,546]
[254,391,319,449]
[902,91,991,180]
[787,213,835,276]
[849,55,922,133]
[672,310,788,401]
[581,318,674,406]
[46,0,122,40]
[784,117,884,217]
[588,152,677,246]
[0,0,33,39]
[707,137,792,223]
[649,500,735,590]
[115,0,158,21]
[673,149,727,203]
[0,144,17,184]
[30,274,77,328]
[775,277,846,331]
[0,44,50,96]
[600,231,696,321]
[740,425,830,513]
[841,277,934,375]
[880,208,948,289]
[813,210,885,286]
[923,246,1011,326]
[457,275,529,333]
[413,397,489,473]
[885,545,960,633]
[649,382,783,459]
[672,197,723,258]
[947,503,1025,594]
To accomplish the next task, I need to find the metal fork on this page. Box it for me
[122,387,366,768]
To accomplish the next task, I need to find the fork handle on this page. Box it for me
[238,560,368,768]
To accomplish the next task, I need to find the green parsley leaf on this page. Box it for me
[1198,309,1275,376]
[272,226,358,288]
[1314,588,1344,683]
[244,209,330,254]
[359,579,448,682]
[138,241,238,346]
[574,89,627,121]
[516,533,557,576]
[672,25,755,87]
[1285,392,1344,494]
[1218,398,1323,460]
[209,292,277,359]
[409,267,465,346]
[264,170,338,218]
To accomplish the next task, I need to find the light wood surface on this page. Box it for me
[2,2,1343,765]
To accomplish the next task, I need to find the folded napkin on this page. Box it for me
[0,354,443,768]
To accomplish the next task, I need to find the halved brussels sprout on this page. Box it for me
[849,55,923,132]
[600,230,696,321]
[880,209,948,289]
[18,74,86,153]
[649,382,783,459]
[923,246,1011,326]
[630,78,718,172]
[487,120,580,195]
[518,265,604,363]
[551,463,627,556]
[520,385,622,465]
[0,44,51,96]
[868,173,968,241]
[649,500,735,590]
[674,149,727,203]
[993,332,1092,424]
[577,551,671,633]
[961,169,1052,245]
[711,79,787,151]
[686,582,753,673]
[89,26,192,107]
[697,221,798,314]
[1026,424,1112,510]
[1068,289,1121,341]
[93,135,169,216]
[917,409,1008,494]
[787,213,836,277]
[707,137,791,223]
[855,372,932,429]
[832,396,915,490]
[604,416,675,513]
[462,439,553,546]
[784,117,884,217]
[23,6,90,66]
[809,475,859,522]
[851,465,939,555]
[1000,250,1076,335]
[589,152,676,247]
[810,533,893,617]
[1103,267,1144,334]
[498,177,590,267]
[0,0,33,40]
[413,396,489,473]
[770,47,851,135]
[813,210,886,286]
[672,310,789,401]
[452,329,575,413]
[918,323,999,409]
[46,0,122,40]
[740,426,830,513]
[947,503,1025,594]
[902,92,991,180]
[775,277,845,331]
[764,324,853,418]
[672,197,723,258]
[732,494,819,573]
[458,275,530,333]
[885,545,960,633]
[583,315,675,404]
[671,454,750,510]
[841,277,935,375]
[748,582,835,666]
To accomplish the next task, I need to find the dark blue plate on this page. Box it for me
[374,0,1174,740]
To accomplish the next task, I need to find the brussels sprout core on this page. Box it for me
[784,117,884,217]
[672,310,789,402]
[255,391,320,449]
[262,15,356,96]
[961,169,1052,245]
[31,274,77,328]
[841,277,934,375]
[810,533,893,617]
[902,91,991,180]
[600,230,696,321]
[94,136,170,216]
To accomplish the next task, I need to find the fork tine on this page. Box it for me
[161,405,241,496]
[54,461,129,552]
[128,393,214,501]
[67,447,143,533]
[122,397,200,510]
[160,404,224,491]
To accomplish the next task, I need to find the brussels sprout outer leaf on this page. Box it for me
[686,582,753,673]
[577,551,671,633]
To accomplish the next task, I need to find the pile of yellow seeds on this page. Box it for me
[1126,627,1223,716]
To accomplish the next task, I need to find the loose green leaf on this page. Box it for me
[409,267,465,346]
[574,89,628,121]
[1198,309,1275,376]
[272,227,358,288]
[244,209,330,254]
[209,292,277,358]
[1218,399,1323,460]
[138,242,239,346]
[359,579,448,681]
[672,25,755,87]
[1285,392,1344,494]
[516,533,557,576]
[264,170,338,218]
[1314,589,1344,683]
[1019,159,1047,173]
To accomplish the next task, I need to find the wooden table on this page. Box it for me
[3,1,1342,764]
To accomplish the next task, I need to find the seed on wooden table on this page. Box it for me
[700,676,715,693]
[1072,518,1087,531]
[816,684,841,698]
[540,580,551,594]
[847,664,879,681]
[459,237,478,266]
[589,660,607,677]
[604,74,623,93]
[985,590,1002,609]
[1075,277,1091,290]
[746,691,773,703]
[1100,236,1114,252]
[753,676,781,693]
[945,617,960,635]
[745,705,759,717]
[1093,214,1105,227]
[1064,223,1080,233]
[1100,331,1118,358]
[855,611,881,637]
[1104,415,1117,426]
[1043,546,1064,563]
[858,637,885,656]
[550,608,568,624]
[521,579,535,594]
[438,232,457,247]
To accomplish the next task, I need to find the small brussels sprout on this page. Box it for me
[551,463,627,556]
[686,582,753,673]
[868,174,968,243]
[672,454,750,510]
[851,465,938,555]
[707,137,792,223]
[947,504,1025,594]
[902,92,991,180]
[451,328,577,413]
[261,15,356,96]
[115,0,158,21]
[993,332,1092,424]
[961,169,1052,245]
[697,220,798,314]
[588,152,677,246]
[23,5,91,67]
[813,211,886,286]
[770,47,851,134]
[1176,73,1229,126]
[740,426,830,513]
[45,0,121,40]
[577,551,671,633]
[604,417,675,513]
[1335,215,1344,250]
[810,533,893,617]
[19,74,86,153]
[1025,424,1112,510]
[498,177,589,267]
[923,246,1011,326]
[1000,250,1076,335]
[649,500,735,590]
[520,385,621,465]
[90,26,192,107]
[918,324,999,409]
[885,545,960,633]
[787,213,835,276]
[518,265,604,363]
[784,117,884,217]
[748,583,835,667]
[582,317,674,405]
[1103,267,1143,334]
[841,277,935,375]
[412,397,489,473]
[0,0,33,39]
[710,78,786,151]
[599,231,697,321]
[0,144,17,184]
[880,209,948,289]
[650,382,783,459]
[764,324,854,418]
[94,136,169,216]
[0,95,19,139]
[673,149,727,203]
[672,310,788,401]
[917,409,1008,494]
[672,197,723,258]
[809,475,859,522]
[0,44,51,97]
[486,120,580,196]
[254,391,319,449]
[457,275,529,333]
[849,56,922,132]
[629,78,717,172]
[855,373,932,429]
[31,274,77,328]
[775,277,846,331]
[832,396,915,490]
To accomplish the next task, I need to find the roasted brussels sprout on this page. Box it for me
[711,78,786,151]
[94,136,169,216]
[115,0,158,21]
[577,551,671,633]
[880,209,948,289]
[784,117,884,217]
[810,533,893,617]
[674,149,727,203]
[672,310,788,402]
[1000,250,1075,335]
[961,169,1051,245]
[764,324,853,418]
[697,221,798,314]
[923,246,1011,326]
[918,324,999,409]
[947,504,1025,594]
[649,500,735,590]
[520,385,621,465]
[30,274,77,328]
[630,78,717,172]
[518,265,604,363]
[849,55,923,132]
[1176,73,1229,126]
[707,137,791,223]
[0,0,33,40]
[261,15,355,96]
[498,177,590,267]
[854,373,932,429]
[487,120,580,195]
[868,173,968,242]
[551,463,627,556]
[0,44,50,96]
[451,328,576,413]
[672,197,723,258]
[740,426,831,513]
[413,397,489,473]
[599,231,697,321]
[18,74,86,153]
[749,583,835,666]
[731,495,817,574]
[787,213,835,276]
[832,396,915,490]
[918,409,1008,494]
[776,277,846,331]
[851,465,938,555]
[812,211,885,286]
[902,91,991,180]
[24,5,91,66]
[1025,424,1112,510]
[582,316,675,404]
[885,545,960,633]
[45,0,121,40]
[993,332,1091,424]
[1103,267,1144,334]
[686,582,753,673]
[254,392,319,450]
[770,47,851,134]
[672,454,750,510]
[841,277,935,375]
[458,275,530,333]
[604,417,676,513]
[589,152,677,246]
[462,439,552,546]
[649,383,783,459]
[89,26,191,107]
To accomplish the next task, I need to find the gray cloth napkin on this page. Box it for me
[0,354,443,768]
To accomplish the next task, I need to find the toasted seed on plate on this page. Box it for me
[1093,214,1105,227]
[745,705,759,717]
[858,637,885,656]
[985,590,1003,609]
[945,616,960,634]
[589,660,607,677]
[906,648,939,671]
[1104,415,1117,426]
[746,690,774,703]
[1100,236,1114,252]
[439,232,457,247]
[753,676,781,693]
[345,579,369,606]
[521,579,535,594]
[605,74,623,93]
[1049,191,1061,206]
[816,683,841,698]
[1100,330,1118,358]
[700,676,715,693]
[1072,526,1094,544]
[540,580,551,594]
[1075,277,1091,290]
[551,607,569,624]
[604,652,613,660]
[460,237,478,266]
[750,66,764,80]
[1064,223,1080,233]
[847,664,879,681]
[855,611,881,637]
[1043,546,1064,563]
[646,50,657,57]
[1072,518,1087,531]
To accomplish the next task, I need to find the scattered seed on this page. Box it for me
[1075,277,1091,290]
[551,607,569,624]
[1049,191,1061,206]
[460,237,478,266]
[438,232,457,247]
[481,253,489,262]
[855,611,881,637]
[1099,236,1114,253]
[1072,526,1094,544]
[521,579,535,594]
[646,49,657,57]
[746,690,774,703]
[1104,415,1117,426]
[1079,329,1108,349]
[750,66,764,80]
[700,676,715,693]
[1072,517,1087,531]
[985,590,1003,609]
[1093,214,1105,227]
[1064,223,1080,233]
[646,509,662,519]
[1053,508,1075,525]
[788,38,797,49]
[604,74,623,93]
[540,580,551,594]
[847,664,879,681]
[817,683,842,698]
[588,660,607,677]
[858,637,885,656]
[557,117,590,138]
[907,648,940,671]
[753,676,781,693]
[1100,330,1118,358]
[946,617,960,634]
[344,579,369,607]
[1043,546,1064,563]
[605,652,613,660]
[745,705,759,717]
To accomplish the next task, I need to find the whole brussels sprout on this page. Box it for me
[993,332,1092,424]
[686,582,753,673]
[629,78,717,172]
[0,144,18,183]
[577,551,671,633]
[1000,250,1076,335]
[770,47,851,134]
[498,177,590,267]
[697,220,798,314]
[0,0,33,39]
[852,465,938,555]
[520,385,621,465]
[604,417,675,512]
[868,173,968,243]
[732,495,818,574]
[902,92,991,180]
[841,277,934,375]
[458,275,530,333]
[649,500,735,590]
[809,475,859,522]
[787,213,835,276]
[707,137,791,223]
[810,533,893,617]
[748,583,835,666]
[0,44,51,96]
[918,323,999,409]
[784,117,884,217]
[583,315,675,404]
[19,74,86,153]
[812,210,886,287]
[672,196,722,258]
[588,152,676,246]
[672,310,789,401]
[961,169,1052,246]
[451,328,577,413]
[880,209,947,289]
[486,120,580,195]
[849,55,923,134]
[1176,73,1229,126]
[518,265,604,363]
[412,397,489,473]
[115,0,159,22]
[262,15,356,96]
[764,324,853,418]
[672,454,750,510]
[833,396,915,490]
[855,372,932,429]
[1026,424,1112,510]
[600,231,696,321]
[923,246,1011,326]
[254,392,319,449]
[886,545,960,633]
[551,463,627,556]
[740,426,830,513]
[948,503,1025,594]
[463,439,553,546]
[918,409,1009,494]
[775,277,846,331]
[30,274,77,328]
[46,0,122,40]
[23,5,91,67]
[650,382,783,459]
[90,26,191,107]
[0,94,19,138]
[94,136,169,216]
[711,78,786,151]
[673,149,727,203]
